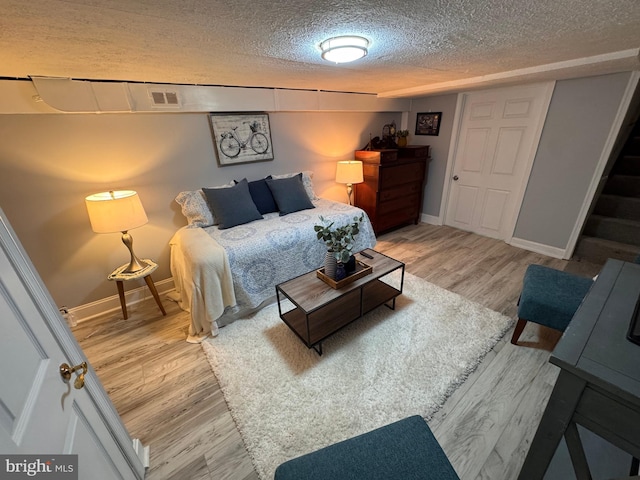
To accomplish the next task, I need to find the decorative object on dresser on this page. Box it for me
[415,112,442,136]
[335,160,364,205]
[396,129,410,147]
[354,146,430,234]
[85,190,166,319]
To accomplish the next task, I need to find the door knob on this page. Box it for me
[453,175,459,181]
[60,361,87,390]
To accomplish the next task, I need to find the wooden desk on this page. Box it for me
[518,259,640,479]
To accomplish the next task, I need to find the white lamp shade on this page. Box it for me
[85,190,148,233]
[336,161,364,184]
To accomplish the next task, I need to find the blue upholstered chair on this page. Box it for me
[511,264,594,345]
[274,415,459,480]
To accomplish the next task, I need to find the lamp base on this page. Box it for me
[346,183,354,206]
[121,231,148,274]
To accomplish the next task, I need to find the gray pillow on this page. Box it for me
[203,178,263,229]
[265,175,315,216]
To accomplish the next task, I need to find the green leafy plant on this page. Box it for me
[314,214,364,263]
[396,129,410,138]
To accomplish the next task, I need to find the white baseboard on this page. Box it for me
[70,277,175,323]
[420,213,442,225]
[509,237,567,259]
[132,438,150,470]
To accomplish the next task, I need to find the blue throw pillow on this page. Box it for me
[265,174,315,216]
[245,178,278,214]
[203,178,263,229]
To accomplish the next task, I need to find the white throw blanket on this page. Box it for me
[169,227,235,342]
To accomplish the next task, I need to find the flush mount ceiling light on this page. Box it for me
[320,35,369,63]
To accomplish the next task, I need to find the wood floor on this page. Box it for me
[73,223,602,480]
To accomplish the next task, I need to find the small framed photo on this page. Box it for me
[209,112,274,166]
[415,112,442,136]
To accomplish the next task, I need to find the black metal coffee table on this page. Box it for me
[275,249,404,355]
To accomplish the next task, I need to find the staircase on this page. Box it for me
[574,120,640,264]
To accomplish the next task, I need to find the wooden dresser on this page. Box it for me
[354,146,429,234]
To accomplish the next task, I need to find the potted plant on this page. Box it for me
[396,129,409,147]
[314,214,363,279]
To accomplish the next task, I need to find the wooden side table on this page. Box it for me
[107,259,166,319]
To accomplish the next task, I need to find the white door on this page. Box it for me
[445,83,554,240]
[0,209,146,479]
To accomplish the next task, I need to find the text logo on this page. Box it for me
[1,455,77,479]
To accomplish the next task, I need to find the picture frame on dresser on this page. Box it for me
[415,112,442,136]
[209,112,274,166]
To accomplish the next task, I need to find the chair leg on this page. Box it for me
[511,318,527,345]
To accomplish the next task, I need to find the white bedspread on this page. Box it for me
[170,198,377,340]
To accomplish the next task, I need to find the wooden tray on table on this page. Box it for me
[316,260,372,289]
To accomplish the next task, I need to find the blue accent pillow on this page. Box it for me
[245,178,278,214]
[265,174,315,216]
[203,178,263,229]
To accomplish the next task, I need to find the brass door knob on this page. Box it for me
[60,361,87,390]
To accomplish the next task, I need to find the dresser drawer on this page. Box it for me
[378,193,421,215]
[398,145,430,159]
[379,182,422,202]
[376,207,419,232]
[380,163,425,189]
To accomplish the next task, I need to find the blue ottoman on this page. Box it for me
[511,264,594,345]
[274,415,459,480]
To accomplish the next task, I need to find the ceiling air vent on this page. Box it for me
[149,90,180,108]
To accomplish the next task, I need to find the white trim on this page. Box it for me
[400,111,409,131]
[132,439,150,470]
[439,93,465,221]
[71,277,175,323]
[379,48,640,98]
[420,213,442,225]
[563,71,640,259]
[509,237,566,259]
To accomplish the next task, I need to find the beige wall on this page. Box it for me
[0,111,399,308]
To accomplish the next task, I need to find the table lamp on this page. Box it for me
[85,190,149,274]
[336,160,364,205]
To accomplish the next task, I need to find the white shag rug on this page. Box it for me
[202,272,513,479]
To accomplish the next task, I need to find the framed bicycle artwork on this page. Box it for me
[209,112,274,166]
[415,112,442,136]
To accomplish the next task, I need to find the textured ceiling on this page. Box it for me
[1,0,640,97]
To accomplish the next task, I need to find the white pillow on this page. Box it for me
[270,171,318,200]
[175,182,234,227]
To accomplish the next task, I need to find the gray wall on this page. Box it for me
[0,72,634,310]
[514,72,632,248]
[408,94,459,217]
[405,73,633,249]
[0,111,399,308]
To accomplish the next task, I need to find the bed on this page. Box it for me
[169,173,377,342]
